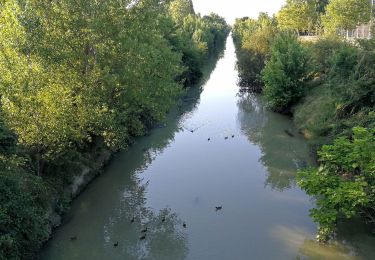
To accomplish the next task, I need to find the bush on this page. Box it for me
[0,160,50,260]
[297,127,375,242]
[307,36,348,75]
[261,32,309,112]
[294,38,375,140]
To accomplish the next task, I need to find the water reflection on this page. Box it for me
[40,41,227,260]
[104,179,188,259]
[237,93,314,191]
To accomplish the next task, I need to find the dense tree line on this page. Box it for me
[233,0,374,244]
[276,0,371,35]
[232,13,277,92]
[0,0,229,258]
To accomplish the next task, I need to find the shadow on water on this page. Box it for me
[237,93,375,259]
[39,40,227,260]
[236,92,315,191]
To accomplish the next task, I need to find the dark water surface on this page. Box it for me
[40,38,375,260]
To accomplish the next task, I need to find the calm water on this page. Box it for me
[40,38,375,260]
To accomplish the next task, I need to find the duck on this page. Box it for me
[183,222,187,228]
[224,136,228,140]
[113,241,119,247]
[284,129,294,137]
[141,227,148,233]
[208,138,211,141]
[232,135,235,138]
[190,130,194,133]
[140,234,147,240]
[130,217,135,223]
[215,206,223,211]
[70,235,77,241]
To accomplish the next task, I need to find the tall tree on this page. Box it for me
[277,0,319,34]
[323,0,372,33]
[168,0,195,23]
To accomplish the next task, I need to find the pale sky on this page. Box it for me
[192,0,286,24]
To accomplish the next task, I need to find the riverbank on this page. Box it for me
[232,15,375,242]
[0,2,230,259]
[48,37,227,226]
[40,36,375,260]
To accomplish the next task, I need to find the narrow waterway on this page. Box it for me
[40,38,375,260]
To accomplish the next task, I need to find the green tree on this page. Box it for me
[168,0,195,23]
[298,127,375,242]
[233,14,277,92]
[0,1,229,258]
[261,32,309,112]
[277,0,319,34]
[0,157,50,260]
[323,0,372,34]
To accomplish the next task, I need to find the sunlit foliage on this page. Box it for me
[0,0,229,258]
[323,0,372,33]
[261,32,309,112]
[232,14,277,92]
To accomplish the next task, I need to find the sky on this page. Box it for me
[192,0,286,24]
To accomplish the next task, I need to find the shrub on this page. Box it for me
[261,32,309,112]
[297,127,375,242]
[294,38,375,140]
[0,159,50,260]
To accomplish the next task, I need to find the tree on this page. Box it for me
[261,32,309,112]
[315,0,329,14]
[323,0,372,33]
[233,14,277,92]
[277,0,319,34]
[168,0,195,23]
[298,127,375,242]
[0,155,50,260]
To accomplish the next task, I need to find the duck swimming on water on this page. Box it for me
[284,129,294,137]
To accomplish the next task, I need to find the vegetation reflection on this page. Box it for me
[237,93,314,191]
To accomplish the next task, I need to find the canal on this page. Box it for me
[40,37,375,260]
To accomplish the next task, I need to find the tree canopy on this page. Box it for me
[277,0,319,33]
[0,0,229,258]
[323,0,372,32]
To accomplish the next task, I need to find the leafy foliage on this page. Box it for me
[0,158,50,260]
[323,0,372,33]
[298,127,375,242]
[277,0,319,34]
[233,14,277,92]
[261,32,310,112]
[233,2,375,245]
[0,0,229,259]
[295,38,375,140]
